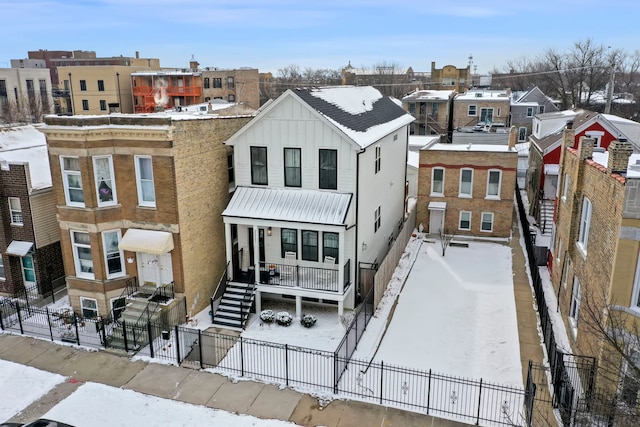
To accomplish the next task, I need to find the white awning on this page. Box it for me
[118,229,174,255]
[428,201,447,211]
[544,164,559,176]
[6,241,34,257]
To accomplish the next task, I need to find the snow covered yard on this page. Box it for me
[355,238,523,389]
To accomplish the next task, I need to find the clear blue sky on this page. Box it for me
[2,0,640,75]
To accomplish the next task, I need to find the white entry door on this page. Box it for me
[138,253,173,287]
[429,209,444,234]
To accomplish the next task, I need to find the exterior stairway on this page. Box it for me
[107,285,164,350]
[539,199,555,237]
[211,282,256,330]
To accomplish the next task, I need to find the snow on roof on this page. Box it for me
[294,86,414,148]
[423,143,515,153]
[455,90,510,101]
[544,164,559,175]
[407,150,420,169]
[222,186,352,225]
[0,125,51,190]
[591,151,640,178]
[602,114,640,145]
[409,135,440,151]
[402,90,455,102]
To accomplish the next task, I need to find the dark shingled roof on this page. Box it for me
[293,87,407,133]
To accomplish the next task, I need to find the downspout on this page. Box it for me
[354,149,361,297]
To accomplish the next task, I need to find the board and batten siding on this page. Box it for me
[30,190,60,248]
[230,95,358,194]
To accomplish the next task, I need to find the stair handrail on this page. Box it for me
[211,261,231,305]
[239,280,258,329]
[103,276,138,325]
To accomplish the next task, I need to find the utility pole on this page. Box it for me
[605,49,615,114]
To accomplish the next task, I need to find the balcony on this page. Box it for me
[132,85,202,97]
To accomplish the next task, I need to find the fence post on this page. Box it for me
[174,325,181,365]
[46,307,53,341]
[240,337,244,376]
[100,319,107,348]
[379,361,384,404]
[426,369,431,415]
[147,321,154,359]
[333,351,338,394]
[72,312,80,345]
[198,329,203,370]
[476,378,483,425]
[285,343,289,386]
[123,320,129,352]
[0,306,4,330]
[355,306,359,343]
[17,303,23,334]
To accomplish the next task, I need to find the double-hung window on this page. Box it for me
[431,168,444,196]
[569,276,581,333]
[323,232,339,262]
[250,147,268,185]
[486,170,501,199]
[102,230,124,278]
[8,197,22,225]
[468,105,477,116]
[374,206,381,232]
[481,212,494,232]
[135,156,155,207]
[302,230,318,261]
[374,146,381,174]
[72,231,93,279]
[518,127,527,142]
[459,168,473,197]
[93,155,117,206]
[80,297,98,319]
[526,107,534,117]
[284,148,301,187]
[577,197,592,252]
[61,156,84,207]
[0,256,5,280]
[281,229,297,258]
[621,349,640,406]
[97,80,105,91]
[80,80,87,91]
[319,149,337,190]
[227,77,234,89]
[459,211,471,231]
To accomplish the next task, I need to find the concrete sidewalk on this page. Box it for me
[0,333,467,426]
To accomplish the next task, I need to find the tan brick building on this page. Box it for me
[551,126,640,403]
[38,109,253,319]
[429,62,470,92]
[416,139,517,238]
[202,68,260,110]
[452,89,512,130]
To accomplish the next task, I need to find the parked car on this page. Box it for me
[0,420,74,427]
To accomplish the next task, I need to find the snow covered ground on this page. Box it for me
[0,359,299,427]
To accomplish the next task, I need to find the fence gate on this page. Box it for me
[524,361,536,427]
[358,262,376,305]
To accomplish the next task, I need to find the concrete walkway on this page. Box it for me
[0,333,468,426]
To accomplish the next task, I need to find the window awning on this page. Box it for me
[6,241,34,257]
[428,201,447,211]
[118,229,174,255]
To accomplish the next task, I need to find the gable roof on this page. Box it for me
[222,186,352,226]
[0,125,51,190]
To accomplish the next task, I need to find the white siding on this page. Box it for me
[31,190,61,248]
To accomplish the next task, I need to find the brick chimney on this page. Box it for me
[578,136,595,160]
[508,126,517,150]
[607,138,633,174]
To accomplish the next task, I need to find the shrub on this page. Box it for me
[300,313,317,328]
[260,309,275,323]
[275,311,293,326]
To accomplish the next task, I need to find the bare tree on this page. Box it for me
[439,228,454,256]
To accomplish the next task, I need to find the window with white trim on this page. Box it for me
[374,206,381,232]
[459,168,473,197]
[577,197,592,252]
[562,174,569,201]
[459,211,471,231]
[486,170,502,199]
[374,145,381,173]
[480,212,494,232]
[468,105,477,116]
[302,230,318,261]
[110,297,126,322]
[526,107,534,117]
[102,230,124,278]
[431,168,444,196]
[480,108,494,123]
[61,156,85,207]
[134,156,155,207]
[93,155,117,206]
[0,256,5,280]
[80,297,98,319]
[518,127,527,142]
[8,197,22,225]
[569,276,581,334]
[72,231,93,279]
[538,105,545,114]
[251,146,268,185]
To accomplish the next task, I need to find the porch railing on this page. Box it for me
[245,260,349,293]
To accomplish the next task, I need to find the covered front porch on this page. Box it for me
[222,186,355,318]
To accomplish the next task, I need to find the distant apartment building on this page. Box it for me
[402,89,455,137]
[0,68,54,123]
[429,62,470,92]
[202,68,260,109]
[452,89,512,130]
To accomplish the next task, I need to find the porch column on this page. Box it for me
[255,290,262,314]
[338,230,345,294]
[224,222,232,279]
[253,224,260,285]
[338,300,344,316]
[295,295,302,319]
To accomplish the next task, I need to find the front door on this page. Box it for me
[138,253,173,287]
[248,228,265,266]
[21,255,36,286]
[429,209,444,234]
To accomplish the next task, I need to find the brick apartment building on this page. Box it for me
[416,136,517,238]
[38,108,253,318]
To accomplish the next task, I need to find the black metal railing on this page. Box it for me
[234,261,349,293]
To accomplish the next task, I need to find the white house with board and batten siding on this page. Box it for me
[218,86,414,326]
